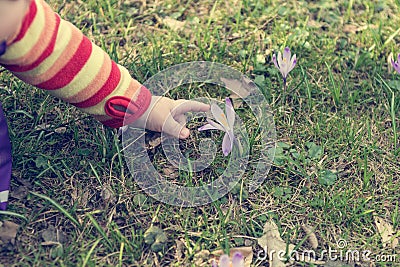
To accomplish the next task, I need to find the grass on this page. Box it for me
[0,0,399,266]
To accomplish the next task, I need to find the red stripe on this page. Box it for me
[36,36,92,90]
[13,0,37,43]
[101,118,124,128]
[74,61,121,108]
[5,15,61,72]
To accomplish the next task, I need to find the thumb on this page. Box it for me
[163,115,190,139]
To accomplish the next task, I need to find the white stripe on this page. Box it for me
[0,190,9,202]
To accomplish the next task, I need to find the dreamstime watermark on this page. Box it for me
[255,239,398,264]
[121,61,276,207]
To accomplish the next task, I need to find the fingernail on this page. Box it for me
[180,128,189,138]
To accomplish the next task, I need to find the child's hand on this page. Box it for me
[131,96,210,139]
[0,0,30,42]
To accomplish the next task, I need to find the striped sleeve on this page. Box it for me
[0,0,151,128]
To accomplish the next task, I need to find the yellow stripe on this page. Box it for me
[48,43,105,99]
[17,19,73,79]
[1,0,46,62]
[77,65,133,116]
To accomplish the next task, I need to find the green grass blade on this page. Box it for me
[81,239,101,267]
[0,211,28,221]
[30,191,81,228]
[86,213,113,250]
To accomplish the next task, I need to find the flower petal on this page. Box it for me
[222,132,233,156]
[198,123,219,131]
[225,97,235,128]
[232,252,244,267]
[277,51,287,78]
[397,53,400,63]
[394,63,400,74]
[207,118,226,132]
[272,54,279,69]
[283,47,291,62]
[288,54,297,73]
[211,259,218,267]
[282,48,293,77]
[219,254,230,267]
[211,102,230,129]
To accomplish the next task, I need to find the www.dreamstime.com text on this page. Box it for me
[256,240,397,264]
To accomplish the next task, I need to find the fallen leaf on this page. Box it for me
[162,17,186,32]
[10,185,30,200]
[223,76,256,109]
[258,221,295,267]
[221,76,255,99]
[163,165,179,178]
[307,19,326,29]
[144,226,168,252]
[147,136,162,150]
[41,225,67,246]
[343,24,358,34]
[374,216,398,249]
[175,239,185,262]
[229,93,245,109]
[343,24,377,34]
[100,184,117,205]
[258,221,324,266]
[211,246,253,267]
[193,249,210,266]
[54,126,66,134]
[388,52,394,74]
[0,221,19,245]
[301,224,318,249]
[35,123,51,131]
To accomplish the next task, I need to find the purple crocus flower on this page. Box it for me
[391,53,400,74]
[211,252,245,267]
[272,47,297,84]
[198,97,235,156]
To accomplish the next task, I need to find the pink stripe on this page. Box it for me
[36,36,92,90]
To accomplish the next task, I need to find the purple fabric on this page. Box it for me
[0,40,6,56]
[0,102,12,210]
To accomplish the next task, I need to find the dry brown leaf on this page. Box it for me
[301,224,318,249]
[343,23,377,34]
[221,76,254,99]
[100,184,117,205]
[147,136,162,150]
[374,216,398,249]
[388,52,394,74]
[258,221,294,267]
[223,76,255,109]
[0,221,19,245]
[162,17,186,32]
[229,93,245,109]
[163,165,179,178]
[175,239,185,262]
[307,19,326,29]
[258,221,324,267]
[193,249,210,266]
[10,185,30,200]
[343,24,359,34]
[41,225,67,246]
[211,246,253,267]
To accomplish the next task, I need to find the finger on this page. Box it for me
[163,115,190,139]
[174,114,187,125]
[172,100,210,115]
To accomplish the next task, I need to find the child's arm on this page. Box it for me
[0,0,209,138]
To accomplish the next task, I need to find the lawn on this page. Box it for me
[0,0,399,266]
